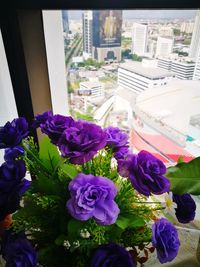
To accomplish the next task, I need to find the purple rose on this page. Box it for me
[0,118,28,149]
[0,160,29,221]
[1,231,37,267]
[66,173,120,225]
[173,193,196,224]
[114,146,129,160]
[59,121,107,164]
[104,126,128,148]
[91,243,134,267]
[152,218,180,264]
[0,160,26,190]
[32,111,53,128]
[4,146,24,162]
[40,114,74,144]
[117,151,170,196]
[11,118,29,139]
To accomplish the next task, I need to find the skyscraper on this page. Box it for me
[155,37,174,58]
[193,47,200,80]
[62,10,69,34]
[132,23,148,56]
[92,10,122,62]
[189,10,200,60]
[82,11,93,58]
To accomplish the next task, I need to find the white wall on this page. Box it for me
[0,30,18,162]
[42,10,69,115]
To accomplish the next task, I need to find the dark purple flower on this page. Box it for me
[40,114,74,144]
[67,173,120,225]
[114,146,129,160]
[11,118,29,139]
[0,160,29,221]
[32,111,53,128]
[91,243,134,267]
[117,151,170,196]
[1,231,37,267]
[0,160,26,190]
[0,179,31,222]
[173,193,196,224]
[4,146,24,162]
[152,218,180,264]
[104,126,128,148]
[59,121,107,164]
[0,118,28,149]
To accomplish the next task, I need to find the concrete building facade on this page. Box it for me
[189,10,200,60]
[118,61,175,94]
[82,11,93,57]
[132,23,148,56]
[156,37,174,58]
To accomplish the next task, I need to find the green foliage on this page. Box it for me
[173,28,180,36]
[39,137,60,171]
[116,214,145,230]
[166,157,200,195]
[122,49,132,59]
[74,111,94,121]
[131,53,142,62]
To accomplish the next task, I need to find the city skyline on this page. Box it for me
[68,10,197,20]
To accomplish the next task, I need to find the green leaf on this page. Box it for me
[59,163,78,180]
[55,234,68,246]
[39,137,60,171]
[67,219,85,240]
[166,157,200,195]
[32,173,61,195]
[177,156,184,163]
[116,214,145,230]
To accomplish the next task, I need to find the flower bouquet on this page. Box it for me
[0,112,199,267]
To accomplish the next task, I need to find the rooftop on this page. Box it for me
[119,61,175,79]
[80,81,102,88]
[135,80,200,136]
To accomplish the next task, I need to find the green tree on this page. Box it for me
[173,28,181,36]
[131,53,142,62]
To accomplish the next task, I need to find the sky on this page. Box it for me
[68,10,197,20]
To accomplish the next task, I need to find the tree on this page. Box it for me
[131,54,142,62]
[122,49,132,59]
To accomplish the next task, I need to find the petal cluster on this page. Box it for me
[67,173,120,225]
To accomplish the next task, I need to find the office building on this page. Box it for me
[193,48,200,80]
[92,10,122,62]
[189,10,200,60]
[180,22,194,34]
[62,11,69,34]
[118,61,175,94]
[82,11,93,58]
[156,37,174,58]
[132,23,148,56]
[79,81,104,98]
[158,58,195,80]
[159,26,174,37]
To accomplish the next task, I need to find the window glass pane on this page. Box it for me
[0,30,18,161]
[52,9,200,166]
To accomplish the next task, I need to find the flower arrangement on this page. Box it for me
[0,112,199,267]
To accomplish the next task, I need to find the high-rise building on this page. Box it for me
[158,57,195,80]
[92,10,122,62]
[180,22,194,34]
[156,37,174,58]
[189,10,200,60]
[82,11,93,58]
[193,48,200,80]
[159,26,174,37]
[62,11,69,34]
[132,23,148,56]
